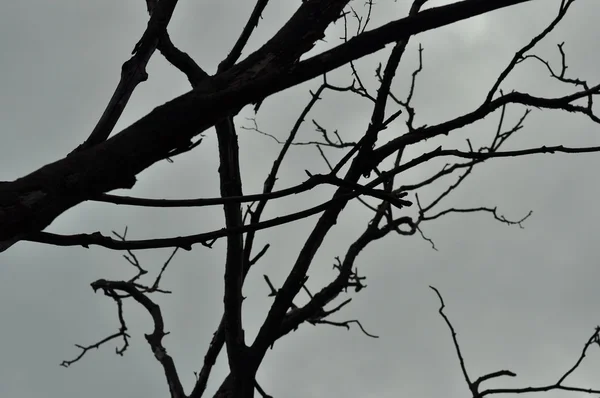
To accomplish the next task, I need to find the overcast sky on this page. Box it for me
[1,1,600,398]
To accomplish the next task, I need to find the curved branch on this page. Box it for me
[90,279,185,398]
[0,0,538,250]
[374,84,600,163]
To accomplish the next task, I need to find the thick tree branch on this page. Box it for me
[23,138,600,253]
[0,0,537,251]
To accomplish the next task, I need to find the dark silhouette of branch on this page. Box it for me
[7,2,600,398]
[261,274,376,339]
[144,0,209,87]
[60,242,176,368]
[429,286,474,388]
[430,285,600,398]
[423,207,533,227]
[374,83,600,165]
[90,279,185,398]
[218,0,270,72]
[73,0,183,153]
[60,304,130,368]
[250,0,433,355]
[485,0,576,103]
[254,381,273,398]
[215,118,252,390]
[24,137,600,253]
[92,171,407,208]
[242,80,331,278]
[0,0,538,251]
[190,316,226,398]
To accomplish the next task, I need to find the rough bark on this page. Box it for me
[0,0,533,252]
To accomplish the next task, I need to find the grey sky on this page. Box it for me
[1,1,599,397]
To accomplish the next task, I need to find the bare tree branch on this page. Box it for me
[431,285,600,398]
[218,0,271,72]
[73,0,183,153]
[90,279,185,398]
[0,0,538,251]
